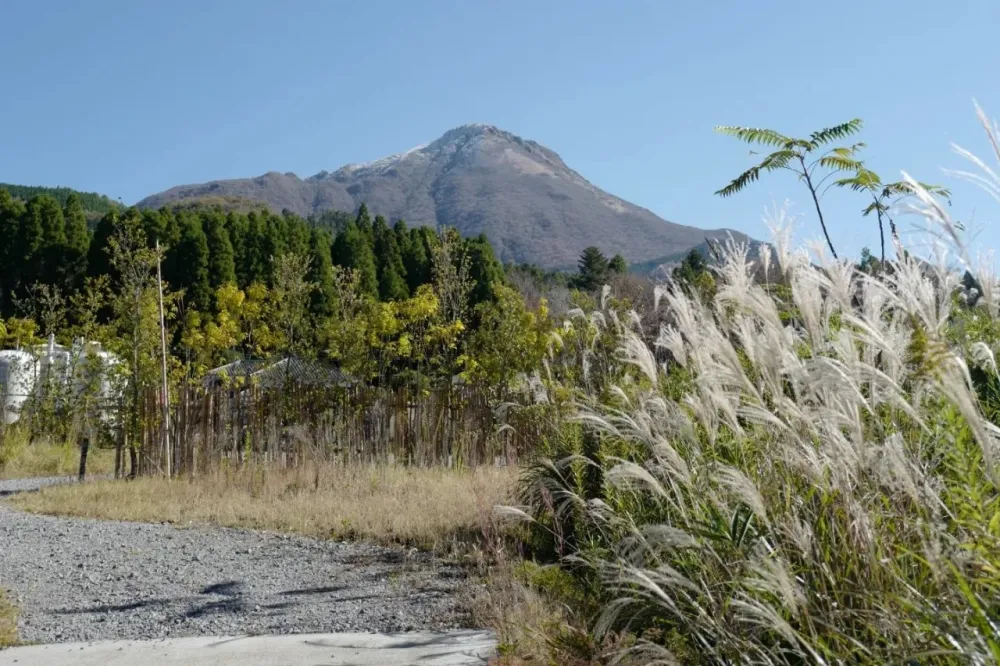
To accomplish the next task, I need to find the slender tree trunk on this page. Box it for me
[131,287,141,479]
[114,434,122,479]
[77,435,90,481]
[872,195,886,264]
[129,444,138,479]
[799,156,838,259]
[156,240,171,478]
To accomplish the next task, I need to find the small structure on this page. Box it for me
[0,335,121,425]
[0,350,36,425]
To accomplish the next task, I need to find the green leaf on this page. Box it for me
[715,150,797,197]
[808,119,863,147]
[834,168,881,193]
[819,155,864,172]
[715,165,763,197]
[715,125,791,148]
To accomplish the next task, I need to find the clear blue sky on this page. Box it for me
[3,0,1000,259]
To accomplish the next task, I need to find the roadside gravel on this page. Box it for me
[0,481,471,644]
[0,477,81,497]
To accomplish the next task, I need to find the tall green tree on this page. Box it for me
[356,203,374,248]
[403,226,433,292]
[608,253,628,275]
[166,213,211,311]
[373,215,409,301]
[672,249,716,301]
[465,233,504,307]
[574,246,609,292]
[60,194,91,292]
[332,220,378,297]
[203,211,237,291]
[226,212,252,287]
[35,194,67,249]
[308,227,336,316]
[63,194,90,255]
[244,212,270,286]
[715,119,864,259]
[0,190,26,316]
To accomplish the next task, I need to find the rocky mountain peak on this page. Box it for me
[139,125,747,269]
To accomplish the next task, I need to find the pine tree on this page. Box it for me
[60,194,91,292]
[333,221,378,297]
[226,212,252,287]
[374,215,408,301]
[308,227,336,316]
[465,234,504,307]
[262,214,287,283]
[166,213,211,311]
[402,226,431,293]
[0,189,26,316]
[574,246,608,292]
[36,195,67,249]
[608,253,628,275]
[87,210,117,280]
[244,212,269,286]
[63,194,90,255]
[203,211,236,291]
[283,213,312,258]
[356,203,374,248]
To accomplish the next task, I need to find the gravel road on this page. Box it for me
[0,476,83,497]
[0,479,472,644]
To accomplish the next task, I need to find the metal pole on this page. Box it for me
[156,239,171,478]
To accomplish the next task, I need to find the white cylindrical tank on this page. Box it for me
[35,335,70,404]
[0,350,37,424]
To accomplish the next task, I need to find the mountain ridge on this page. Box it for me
[139,124,747,269]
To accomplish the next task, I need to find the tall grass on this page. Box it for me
[12,462,515,552]
[0,427,115,479]
[509,119,1000,663]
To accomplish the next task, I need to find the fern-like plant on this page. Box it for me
[834,166,951,262]
[715,119,864,259]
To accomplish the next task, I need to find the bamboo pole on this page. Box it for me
[155,239,171,478]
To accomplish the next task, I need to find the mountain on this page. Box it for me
[139,124,746,269]
[2,183,120,223]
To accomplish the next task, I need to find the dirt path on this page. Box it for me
[0,478,472,644]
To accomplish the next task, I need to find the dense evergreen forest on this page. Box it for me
[0,187,555,390]
[0,183,120,222]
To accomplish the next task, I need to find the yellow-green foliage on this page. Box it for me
[460,284,552,392]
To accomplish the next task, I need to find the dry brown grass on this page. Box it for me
[0,431,115,480]
[0,590,18,648]
[10,463,516,552]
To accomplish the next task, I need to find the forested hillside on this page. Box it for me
[0,188,535,388]
[0,183,119,223]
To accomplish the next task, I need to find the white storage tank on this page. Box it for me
[70,340,122,418]
[35,335,70,402]
[0,350,37,424]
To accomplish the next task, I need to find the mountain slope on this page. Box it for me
[139,124,744,269]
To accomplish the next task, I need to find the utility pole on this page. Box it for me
[156,239,171,478]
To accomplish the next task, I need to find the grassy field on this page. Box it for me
[0,433,115,480]
[10,463,515,552]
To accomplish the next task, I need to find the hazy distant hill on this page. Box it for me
[139,124,747,269]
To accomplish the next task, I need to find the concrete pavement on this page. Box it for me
[0,630,497,665]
